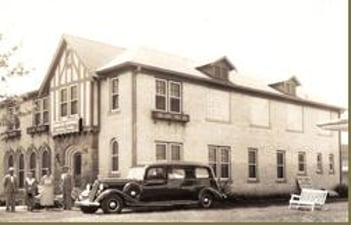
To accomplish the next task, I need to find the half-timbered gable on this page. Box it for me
[38,35,124,136]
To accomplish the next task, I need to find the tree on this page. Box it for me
[0,32,33,133]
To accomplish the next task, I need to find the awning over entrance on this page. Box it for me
[317,118,348,132]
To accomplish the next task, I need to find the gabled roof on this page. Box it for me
[38,34,125,95]
[97,46,211,80]
[32,34,343,112]
[269,75,301,86]
[196,56,237,71]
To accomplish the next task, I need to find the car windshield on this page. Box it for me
[126,166,146,180]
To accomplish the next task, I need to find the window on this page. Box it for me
[195,168,210,178]
[208,145,231,179]
[41,150,51,176]
[168,168,185,179]
[42,98,49,124]
[155,142,183,161]
[60,88,68,117]
[316,153,323,174]
[277,151,286,180]
[250,97,270,127]
[156,143,167,161]
[146,167,166,180]
[111,78,119,111]
[33,97,49,125]
[6,107,20,130]
[329,154,335,174]
[155,79,167,111]
[206,88,230,122]
[287,104,303,132]
[111,140,119,172]
[18,154,25,188]
[169,82,181,113]
[34,100,41,125]
[213,65,228,79]
[70,85,78,115]
[155,79,182,113]
[298,152,306,174]
[248,148,258,180]
[29,152,36,178]
[7,155,14,169]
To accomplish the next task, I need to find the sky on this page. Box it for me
[0,0,348,110]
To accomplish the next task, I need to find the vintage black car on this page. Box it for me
[75,162,227,214]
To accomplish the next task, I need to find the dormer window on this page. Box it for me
[269,76,301,97]
[196,56,235,81]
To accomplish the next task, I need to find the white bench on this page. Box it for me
[289,188,328,211]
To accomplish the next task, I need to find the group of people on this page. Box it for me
[2,166,73,212]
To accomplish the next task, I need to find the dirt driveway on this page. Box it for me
[0,200,348,222]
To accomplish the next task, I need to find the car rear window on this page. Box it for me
[195,167,210,178]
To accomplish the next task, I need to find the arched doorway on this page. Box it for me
[73,152,82,187]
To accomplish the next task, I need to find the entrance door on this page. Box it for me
[73,152,82,187]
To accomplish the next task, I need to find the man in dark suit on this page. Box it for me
[60,165,73,210]
[3,167,18,212]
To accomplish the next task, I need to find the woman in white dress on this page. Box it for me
[40,169,54,209]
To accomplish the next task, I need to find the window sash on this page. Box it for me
[111,78,119,110]
[298,152,306,173]
[156,142,182,161]
[156,79,167,111]
[329,154,335,173]
[169,81,181,113]
[208,146,230,179]
[111,141,119,172]
[248,149,257,179]
[276,151,285,179]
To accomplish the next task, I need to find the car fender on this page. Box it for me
[96,189,138,204]
[198,187,226,200]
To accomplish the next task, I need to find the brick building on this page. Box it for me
[0,35,344,199]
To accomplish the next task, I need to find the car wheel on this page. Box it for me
[80,206,99,214]
[101,194,124,214]
[199,192,214,208]
[122,182,142,199]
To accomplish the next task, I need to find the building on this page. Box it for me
[317,116,348,185]
[0,35,345,199]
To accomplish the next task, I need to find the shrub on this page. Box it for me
[334,183,348,198]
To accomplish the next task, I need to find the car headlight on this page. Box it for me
[99,183,104,191]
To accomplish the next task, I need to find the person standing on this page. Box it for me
[24,171,38,211]
[61,166,73,210]
[39,169,54,209]
[3,167,18,212]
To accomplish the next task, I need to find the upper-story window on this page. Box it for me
[250,96,270,128]
[33,97,49,125]
[60,85,78,117]
[155,79,182,113]
[287,104,303,132]
[156,79,167,111]
[60,88,68,117]
[111,78,119,111]
[169,82,181,113]
[213,65,228,79]
[6,106,20,130]
[70,85,78,115]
